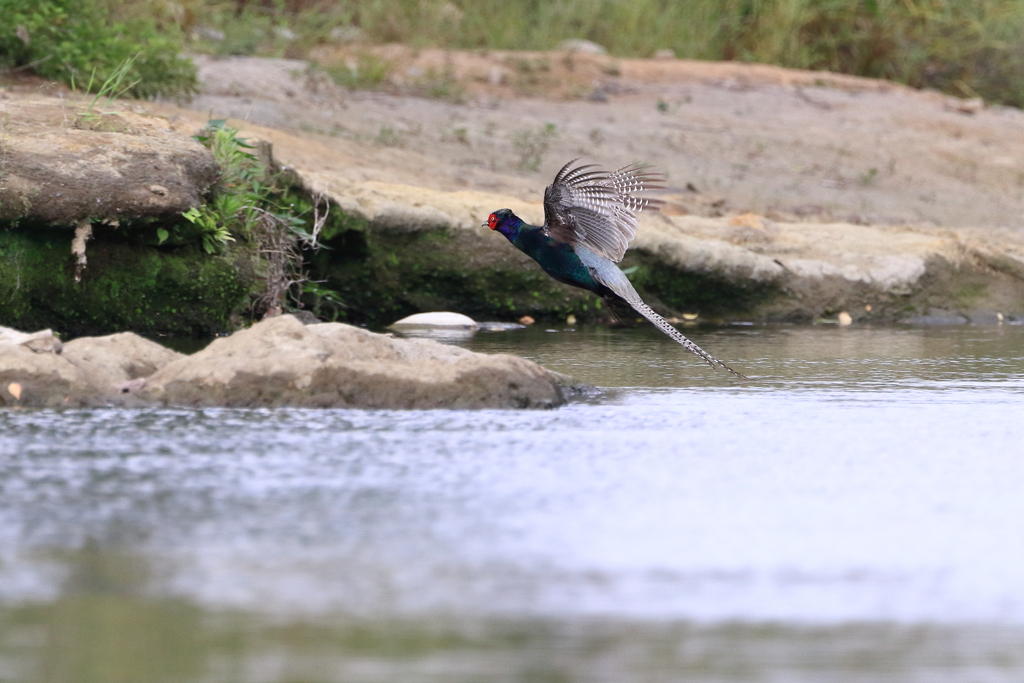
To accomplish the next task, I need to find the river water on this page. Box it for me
[1,323,1023,682]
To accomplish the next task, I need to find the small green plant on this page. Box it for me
[73,54,141,126]
[302,282,347,321]
[413,63,467,103]
[442,126,470,145]
[324,53,394,90]
[512,123,558,172]
[185,120,327,316]
[182,206,237,254]
[374,126,405,147]
[859,167,879,186]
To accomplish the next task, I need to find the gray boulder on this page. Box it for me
[0,346,98,408]
[140,315,570,409]
[0,318,580,410]
[0,326,63,353]
[0,330,183,407]
[62,333,184,395]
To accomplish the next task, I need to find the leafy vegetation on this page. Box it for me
[5,0,1024,106]
[0,227,252,337]
[189,120,329,316]
[0,0,197,99]
[322,53,393,90]
[74,55,142,125]
[171,0,1024,107]
[0,115,337,335]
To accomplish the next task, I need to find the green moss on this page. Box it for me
[0,195,781,337]
[0,228,254,336]
[954,281,988,307]
[618,251,780,317]
[306,223,596,326]
[304,212,782,327]
[0,122,328,337]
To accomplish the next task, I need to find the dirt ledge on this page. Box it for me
[0,96,217,225]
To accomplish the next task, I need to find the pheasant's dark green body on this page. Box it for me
[511,224,609,297]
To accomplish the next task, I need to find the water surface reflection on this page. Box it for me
[1,324,1023,681]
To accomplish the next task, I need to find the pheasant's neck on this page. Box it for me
[497,214,527,241]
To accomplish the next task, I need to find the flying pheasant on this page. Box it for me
[486,159,747,379]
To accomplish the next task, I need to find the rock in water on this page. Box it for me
[390,311,478,328]
[0,319,581,409]
[140,315,572,409]
[0,346,96,407]
[0,329,184,407]
[0,326,63,353]
[62,333,184,395]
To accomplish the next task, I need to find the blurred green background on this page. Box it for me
[2,0,1024,105]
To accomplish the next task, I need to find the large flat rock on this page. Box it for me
[0,317,577,409]
[138,315,571,409]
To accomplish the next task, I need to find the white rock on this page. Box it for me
[558,39,607,55]
[0,326,62,353]
[273,26,297,41]
[192,26,225,42]
[945,97,984,115]
[390,311,478,328]
[329,26,365,44]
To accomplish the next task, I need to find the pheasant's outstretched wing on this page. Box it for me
[543,159,663,262]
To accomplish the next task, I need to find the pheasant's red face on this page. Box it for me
[487,213,498,230]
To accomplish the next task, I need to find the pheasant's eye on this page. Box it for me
[487,213,498,230]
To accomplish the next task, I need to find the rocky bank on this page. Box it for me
[2,51,1024,337]
[0,95,255,336]
[166,51,1024,324]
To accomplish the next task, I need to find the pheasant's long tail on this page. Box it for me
[629,300,749,380]
[577,244,749,379]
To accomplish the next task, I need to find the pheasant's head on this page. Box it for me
[485,209,522,241]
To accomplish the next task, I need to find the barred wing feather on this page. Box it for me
[543,159,663,262]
